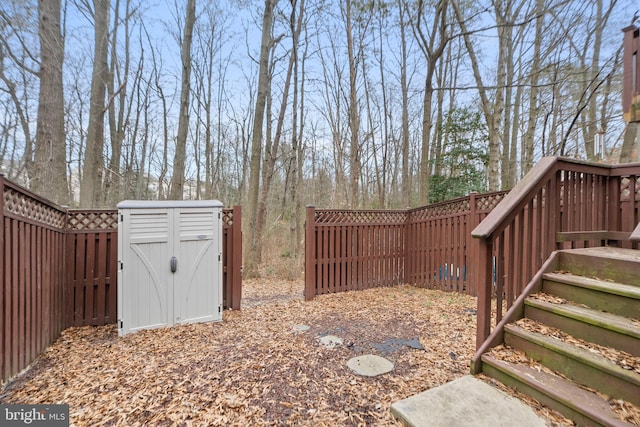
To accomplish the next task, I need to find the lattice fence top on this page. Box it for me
[4,187,66,229]
[67,210,118,231]
[222,209,234,226]
[620,176,640,201]
[475,192,508,212]
[409,198,470,220]
[315,209,407,224]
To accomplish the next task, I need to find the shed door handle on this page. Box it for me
[170,256,177,273]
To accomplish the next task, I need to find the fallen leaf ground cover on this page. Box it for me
[0,279,575,426]
[1,281,478,426]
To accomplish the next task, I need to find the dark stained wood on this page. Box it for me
[232,206,242,309]
[73,234,86,326]
[95,233,107,324]
[11,218,19,377]
[472,157,640,350]
[304,206,315,300]
[303,158,640,355]
[85,233,96,325]
[107,231,117,321]
[0,176,67,383]
[0,178,243,383]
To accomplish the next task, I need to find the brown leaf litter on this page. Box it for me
[0,280,603,426]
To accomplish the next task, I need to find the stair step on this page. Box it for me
[524,297,640,356]
[481,354,635,427]
[542,272,640,319]
[558,247,640,285]
[504,324,640,406]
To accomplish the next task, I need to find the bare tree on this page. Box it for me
[168,0,195,200]
[411,0,450,203]
[344,0,362,208]
[104,0,137,206]
[32,0,68,204]
[245,0,277,277]
[255,0,305,265]
[0,3,39,183]
[451,0,505,191]
[80,0,110,208]
[398,0,411,207]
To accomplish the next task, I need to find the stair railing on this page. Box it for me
[471,157,640,350]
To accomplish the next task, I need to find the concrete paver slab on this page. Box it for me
[391,375,545,427]
[347,355,394,377]
[318,335,343,348]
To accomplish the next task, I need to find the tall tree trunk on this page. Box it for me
[33,0,68,205]
[244,0,277,278]
[289,0,306,261]
[345,0,361,208]
[500,29,514,190]
[80,0,110,208]
[490,2,507,192]
[256,0,303,265]
[399,0,410,207]
[105,0,132,206]
[413,0,449,204]
[169,0,196,200]
[510,68,523,181]
[522,0,543,174]
[452,0,501,191]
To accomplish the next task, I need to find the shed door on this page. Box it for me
[118,206,222,336]
[173,207,221,324]
[119,209,172,335]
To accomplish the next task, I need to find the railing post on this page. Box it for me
[231,205,242,310]
[305,206,316,300]
[608,174,622,232]
[476,237,493,350]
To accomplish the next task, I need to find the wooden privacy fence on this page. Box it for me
[472,157,640,348]
[304,191,508,299]
[305,157,640,337]
[1,175,242,383]
[1,178,66,384]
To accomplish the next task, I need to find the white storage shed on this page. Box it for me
[117,200,223,336]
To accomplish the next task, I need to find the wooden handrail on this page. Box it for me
[471,156,560,349]
[470,156,640,353]
[471,156,619,240]
[472,157,558,240]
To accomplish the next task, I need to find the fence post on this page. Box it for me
[231,205,242,310]
[304,206,316,300]
[63,213,73,328]
[403,209,411,285]
[467,193,478,297]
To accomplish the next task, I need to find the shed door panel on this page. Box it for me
[174,209,220,324]
[125,210,172,333]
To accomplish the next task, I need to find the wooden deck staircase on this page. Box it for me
[478,246,640,426]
